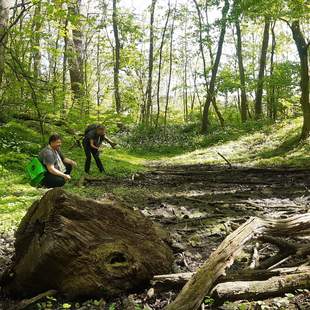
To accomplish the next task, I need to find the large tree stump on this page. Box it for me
[0,189,173,299]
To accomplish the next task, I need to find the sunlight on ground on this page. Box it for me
[162,118,309,167]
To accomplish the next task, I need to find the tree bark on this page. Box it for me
[211,272,310,302]
[155,1,171,127]
[152,266,310,293]
[67,0,85,106]
[164,2,176,132]
[268,22,276,120]
[165,214,310,310]
[255,17,270,119]
[31,2,42,79]
[235,18,247,122]
[290,20,310,140]
[0,0,9,85]
[62,12,69,115]
[201,0,229,133]
[144,0,157,126]
[183,17,189,122]
[112,0,121,114]
[1,189,173,299]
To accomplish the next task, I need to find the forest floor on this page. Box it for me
[1,118,310,309]
[1,163,310,310]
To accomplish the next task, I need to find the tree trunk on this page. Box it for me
[164,3,176,132]
[268,22,276,120]
[165,214,310,310]
[1,189,173,299]
[255,17,270,119]
[31,2,42,78]
[212,97,225,128]
[67,0,85,106]
[112,0,121,114]
[62,11,69,115]
[0,0,9,85]
[155,1,171,127]
[96,35,101,121]
[193,0,208,81]
[183,19,189,122]
[201,0,229,133]
[290,20,310,140]
[235,18,247,122]
[144,0,157,127]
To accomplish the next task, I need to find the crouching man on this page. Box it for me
[39,134,77,188]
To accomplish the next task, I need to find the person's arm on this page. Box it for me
[90,139,99,150]
[46,164,71,181]
[63,158,77,166]
[103,136,117,148]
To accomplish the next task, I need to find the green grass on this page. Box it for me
[162,118,310,167]
[0,116,309,232]
[0,120,149,232]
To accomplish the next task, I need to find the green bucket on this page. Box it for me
[25,158,46,187]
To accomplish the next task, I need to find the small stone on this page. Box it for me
[147,288,155,299]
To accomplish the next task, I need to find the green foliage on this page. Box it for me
[204,296,215,305]
[108,303,116,310]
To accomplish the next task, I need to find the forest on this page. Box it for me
[0,0,309,309]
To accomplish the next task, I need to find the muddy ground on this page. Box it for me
[1,165,310,309]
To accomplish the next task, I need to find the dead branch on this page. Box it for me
[164,213,310,310]
[211,271,310,302]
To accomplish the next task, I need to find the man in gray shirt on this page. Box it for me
[39,134,77,188]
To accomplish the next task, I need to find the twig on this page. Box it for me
[216,152,232,168]
[268,255,292,270]
[0,2,34,44]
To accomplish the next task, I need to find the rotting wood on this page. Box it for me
[211,272,310,302]
[152,266,310,292]
[164,213,310,310]
[1,189,173,299]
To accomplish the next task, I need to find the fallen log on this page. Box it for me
[165,213,310,310]
[211,272,310,302]
[152,266,310,292]
[1,189,173,299]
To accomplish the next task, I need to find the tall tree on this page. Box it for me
[234,0,248,122]
[193,0,224,128]
[112,0,121,114]
[201,0,230,133]
[255,17,270,119]
[267,21,276,120]
[0,0,9,85]
[67,0,85,107]
[164,1,177,131]
[31,2,42,78]
[290,20,309,140]
[144,0,157,126]
[155,0,171,127]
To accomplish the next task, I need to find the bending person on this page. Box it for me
[39,134,77,188]
[82,125,116,174]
